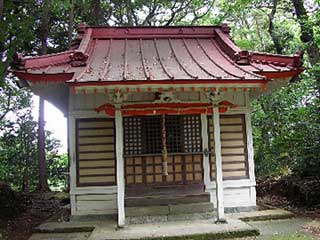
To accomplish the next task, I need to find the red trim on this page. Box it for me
[251,52,303,68]
[91,26,216,39]
[257,68,304,79]
[95,101,237,116]
[14,72,74,82]
[121,102,212,109]
[70,79,269,87]
[100,107,231,116]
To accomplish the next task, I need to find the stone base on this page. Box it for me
[126,202,215,224]
[88,218,259,240]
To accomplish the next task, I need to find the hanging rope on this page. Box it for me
[161,114,168,176]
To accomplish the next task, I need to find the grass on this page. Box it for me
[234,233,317,240]
[260,234,316,240]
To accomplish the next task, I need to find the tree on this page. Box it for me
[37,0,52,192]
[291,0,320,100]
[216,0,320,177]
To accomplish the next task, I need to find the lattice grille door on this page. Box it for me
[124,114,203,186]
[142,116,162,154]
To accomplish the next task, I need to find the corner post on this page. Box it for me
[213,105,226,222]
[115,105,125,227]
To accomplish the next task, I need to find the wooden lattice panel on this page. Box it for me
[125,157,143,185]
[167,155,183,183]
[125,154,203,186]
[123,117,143,155]
[182,115,202,153]
[208,114,248,180]
[124,114,203,186]
[166,115,182,153]
[142,116,162,154]
[185,154,203,181]
[124,115,202,155]
[76,118,116,186]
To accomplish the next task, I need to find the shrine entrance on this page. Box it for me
[123,115,208,206]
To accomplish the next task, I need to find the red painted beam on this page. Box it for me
[14,72,74,82]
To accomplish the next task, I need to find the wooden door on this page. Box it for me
[125,154,203,186]
[123,114,203,187]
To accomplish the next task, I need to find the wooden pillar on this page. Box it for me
[68,115,77,216]
[115,107,125,227]
[201,114,210,187]
[213,105,226,222]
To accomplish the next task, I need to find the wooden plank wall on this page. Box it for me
[76,118,116,186]
[75,192,117,215]
[208,114,248,180]
[208,186,256,208]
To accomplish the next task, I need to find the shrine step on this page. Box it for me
[126,202,215,224]
[125,189,210,207]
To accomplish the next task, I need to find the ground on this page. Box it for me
[0,192,69,240]
[1,179,320,240]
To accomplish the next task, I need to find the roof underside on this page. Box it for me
[12,24,303,85]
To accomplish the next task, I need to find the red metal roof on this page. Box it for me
[12,23,303,84]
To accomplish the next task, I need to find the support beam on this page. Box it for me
[201,114,210,187]
[244,107,256,183]
[115,108,125,227]
[213,105,226,223]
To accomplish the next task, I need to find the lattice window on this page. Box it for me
[142,116,162,154]
[166,115,182,153]
[183,115,202,153]
[123,117,143,155]
[124,115,202,156]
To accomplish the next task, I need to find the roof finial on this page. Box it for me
[12,53,26,70]
[293,51,303,67]
[220,23,231,34]
[234,51,252,65]
[77,22,88,34]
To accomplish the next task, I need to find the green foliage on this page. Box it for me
[218,0,320,177]
[252,75,320,177]
[47,153,68,190]
[1,0,320,191]
[0,108,67,191]
[262,234,314,240]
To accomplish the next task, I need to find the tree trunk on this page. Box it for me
[22,136,30,193]
[38,97,48,191]
[268,0,282,54]
[291,0,320,99]
[91,0,103,25]
[68,0,74,48]
[37,0,50,191]
[0,0,3,21]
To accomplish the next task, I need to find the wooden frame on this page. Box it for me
[123,114,203,187]
[208,114,249,180]
[75,118,117,187]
